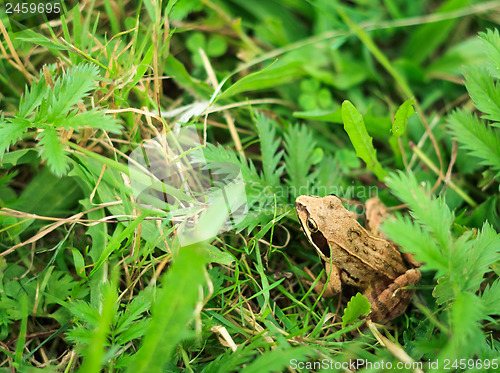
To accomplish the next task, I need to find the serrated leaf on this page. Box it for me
[479,28,500,79]
[384,171,453,253]
[447,109,500,178]
[115,293,152,335]
[481,278,500,315]
[79,282,118,372]
[391,99,415,137]
[382,215,448,275]
[447,291,485,358]
[255,114,284,187]
[18,73,49,117]
[461,223,500,293]
[284,124,317,197]
[341,100,388,180]
[115,318,150,345]
[0,117,32,158]
[37,127,69,176]
[69,300,101,327]
[63,110,122,133]
[433,276,454,305]
[463,66,500,123]
[49,63,100,119]
[342,293,371,327]
[196,142,275,233]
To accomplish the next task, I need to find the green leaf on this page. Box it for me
[0,117,32,158]
[8,166,82,217]
[196,143,269,232]
[186,32,206,52]
[403,0,468,65]
[90,213,147,277]
[124,44,155,97]
[341,100,388,180]
[446,291,485,359]
[14,295,28,367]
[0,149,38,168]
[426,37,487,78]
[382,215,448,275]
[170,0,203,21]
[293,108,342,123]
[115,318,150,345]
[79,281,118,372]
[240,347,312,373]
[481,278,500,315]
[384,171,453,253]
[433,276,455,305]
[37,127,69,176]
[126,244,207,373]
[114,293,152,335]
[219,61,304,100]
[68,300,102,327]
[45,271,78,307]
[284,124,317,197]
[71,248,87,279]
[205,245,235,266]
[48,63,100,119]
[255,114,284,187]
[63,110,122,133]
[342,293,371,328]
[164,55,210,95]
[447,109,500,178]
[479,28,500,79]
[460,223,500,293]
[18,72,49,118]
[463,66,500,123]
[391,99,415,137]
[207,35,227,57]
[15,29,67,52]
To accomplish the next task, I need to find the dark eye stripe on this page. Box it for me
[311,230,330,258]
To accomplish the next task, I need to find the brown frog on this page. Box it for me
[295,195,421,323]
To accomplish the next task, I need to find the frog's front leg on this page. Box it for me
[366,269,421,323]
[305,262,342,297]
[321,262,342,297]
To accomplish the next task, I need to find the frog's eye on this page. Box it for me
[307,218,318,232]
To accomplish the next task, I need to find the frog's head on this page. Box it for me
[295,195,342,260]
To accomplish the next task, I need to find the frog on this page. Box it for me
[295,194,421,323]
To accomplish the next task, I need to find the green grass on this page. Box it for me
[0,1,499,372]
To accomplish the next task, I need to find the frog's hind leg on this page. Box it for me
[368,269,421,323]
